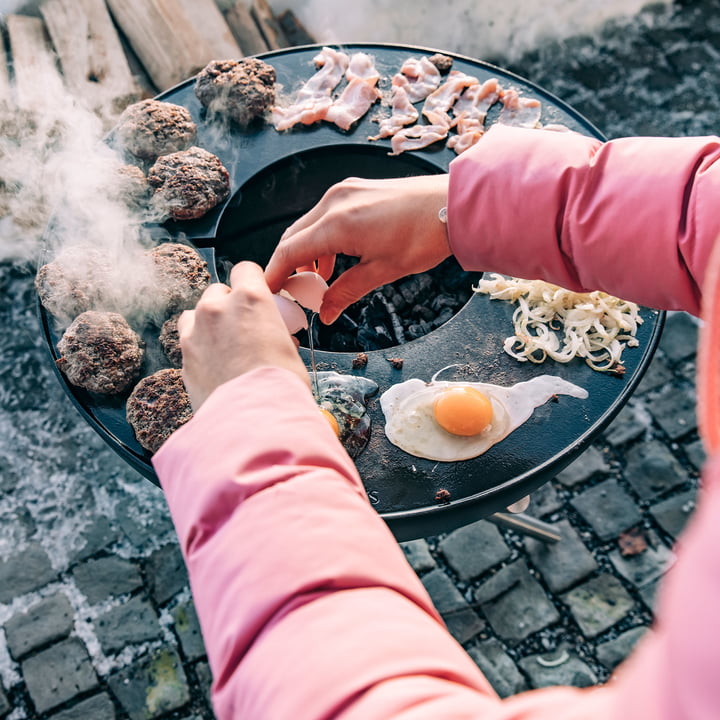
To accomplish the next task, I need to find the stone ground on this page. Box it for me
[0,0,715,717]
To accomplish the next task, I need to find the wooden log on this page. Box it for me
[251,0,288,50]
[6,14,66,112]
[223,1,268,56]
[40,0,140,118]
[106,0,242,91]
[278,9,315,47]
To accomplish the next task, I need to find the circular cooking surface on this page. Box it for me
[39,44,664,542]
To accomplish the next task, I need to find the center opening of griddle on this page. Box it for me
[214,145,477,352]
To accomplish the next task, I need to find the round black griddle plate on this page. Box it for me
[39,44,664,541]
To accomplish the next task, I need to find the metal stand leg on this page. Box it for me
[489,512,561,543]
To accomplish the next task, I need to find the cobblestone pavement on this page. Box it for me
[0,1,715,717]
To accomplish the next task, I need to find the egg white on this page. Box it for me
[380,375,588,461]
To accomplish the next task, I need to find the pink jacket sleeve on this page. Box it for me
[154,125,720,720]
[448,124,720,315]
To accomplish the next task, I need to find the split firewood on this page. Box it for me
[251,0,289,50]
[106,0,241,91]
[40,0,140,120]
[5,14,66,112]
[223,0,269,56]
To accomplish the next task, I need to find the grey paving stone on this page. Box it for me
[22,638,98,714]
[438,520,511,581]
[0,542,58,603]
[596,626,648,671]
[649,384,697,440]
[524,520,598,593]
[72,555,143,604]
[145,543,189,606]
[401,539,436,573]
[47,692,117,720]
[4,592,74,659]
[604,402,652,447]
[421,569,485,644]
[555,446,610,487]
[624,440,687,500]
[108,646,190,720]
[518,646,598,688]
[68,517,120,565]
[172,600,206,661]
[194,660,213,707]
[609,532,673,588]
[635,354,674,394]
[95,596,162,654]
[650,489,698,538]
[639,578,662,612]
[466,638,527,698]
[561,574,634,638]
[658,312,698,364]
[527,482,563,517]
[570,479,642,541]
[474,560,559,645]
[684,438,706,471]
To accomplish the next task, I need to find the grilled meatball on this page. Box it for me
[126,368,193,453]
[150,242,211,313]
[36,247,111,325]
[159,313,182,367]
[56,311,145,394]
[114,99,197,160]
[148,146,230,221]
[428,53,453,73]
[115,164,150,211]
[194,58,276,126]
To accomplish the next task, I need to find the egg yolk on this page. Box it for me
[433,386,493,436]
[319,407,341,436]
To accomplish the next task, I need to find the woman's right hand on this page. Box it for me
[265,174,452,324]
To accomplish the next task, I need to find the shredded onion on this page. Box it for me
[473,274,642,373]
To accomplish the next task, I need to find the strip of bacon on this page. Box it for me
[422,70,479,127]
[324,52,381,131]
[497,88,542,128]
[389,123,448,156]
[447,78,502,154]
[400,56,442,103]
[272,47,350,131]
[368,74,419,141]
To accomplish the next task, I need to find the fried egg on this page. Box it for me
[380,367,588,461]
[316,371,378,458]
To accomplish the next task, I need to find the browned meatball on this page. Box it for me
[115,164,150,211]
[56,311,145,394]
[115,99,197,160]
[150,242,211,313]
[428,53,453,73]
[148,146,230,221]
[159,313,182,367]
[36,247,111,325]
[126,368,193,453]
[194,58,276,126]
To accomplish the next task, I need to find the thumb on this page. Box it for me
[320,261,384,324]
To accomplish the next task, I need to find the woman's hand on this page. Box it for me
[178,261,309,411]
[265,174,452,324]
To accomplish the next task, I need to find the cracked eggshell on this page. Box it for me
[274,293,308,333]
[282,271,328,313]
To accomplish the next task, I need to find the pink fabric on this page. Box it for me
[154,125,720,719]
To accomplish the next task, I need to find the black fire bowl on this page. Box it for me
[39,44,664,542]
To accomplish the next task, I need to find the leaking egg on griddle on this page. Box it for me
[380,366,588,462]
[315,371,378,458]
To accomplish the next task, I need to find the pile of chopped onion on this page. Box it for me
[473,274,642,373]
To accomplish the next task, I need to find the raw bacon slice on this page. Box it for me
[447,78,502,154]
[272,47,350,131]
[325,53,381,131]
[368,74,418,140]
[422,70,479,127]
[389,123,448,156]
[497,88,542,128]
[400,56,442,103]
